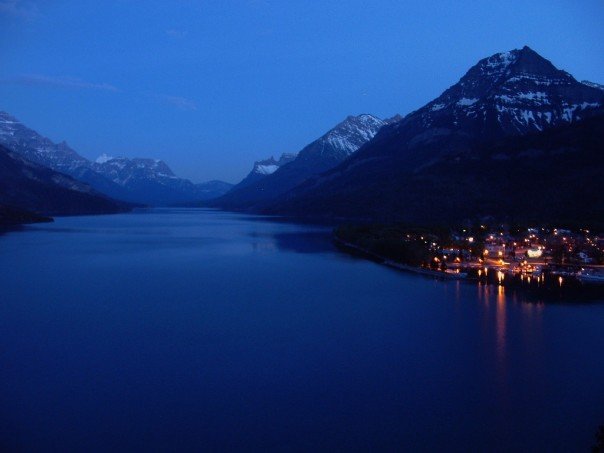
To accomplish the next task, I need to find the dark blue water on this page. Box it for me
[1,209,603,451]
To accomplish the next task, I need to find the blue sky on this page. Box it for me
[1,0,603,183]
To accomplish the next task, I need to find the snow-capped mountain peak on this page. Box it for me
[0,111,90,171]
[407,46,603,138]
[215,114,388,208]
[250,153,297,176]
[318,114,385,158]
[0,111,232,204]
[95,153,114,164]
[93,157,176,184]
[480,49,519,76]
[0,111,19,124]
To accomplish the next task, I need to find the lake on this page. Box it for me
[1,208,603,451]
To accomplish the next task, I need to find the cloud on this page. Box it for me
[0,0,39,19]
[2,73,197,112]
[1,74,119,92]
[154,94,197,111]
[166,29,187,39]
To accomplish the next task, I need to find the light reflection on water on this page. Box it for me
[0,208,602,452]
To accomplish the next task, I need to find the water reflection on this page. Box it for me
[470,265,603,303]
[249,231,334,254]
[0,209,602,452]
[476,277,546,398]
[496,284,508,390]
[496,285,506,361]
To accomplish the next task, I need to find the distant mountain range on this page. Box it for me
[238,46,603,227]
[212,114,392,209]
[89,154,232,205]
[2,46,603,229]
[0,144,131,220]
[0,112,232,206]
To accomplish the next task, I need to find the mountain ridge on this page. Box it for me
[0,112,232,205]
[0,144,132,217]
[259,47,604,226]
[211,114,388,209]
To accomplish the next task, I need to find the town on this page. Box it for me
[439,225,604,281]
[334,223,604,288]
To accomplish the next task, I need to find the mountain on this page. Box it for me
[0,112,231,205]
[286,111,604,226]
[0,112,132,199]
[0,144,131,217]
[195,180,235,199]
[344,46,603,167]
[234,153,297,190]
[582,80,604,91]
[263,47,604,226]
[88,155,233,205]
[92,155,233,204]
[0,112,89,173]
[212,114,387,209]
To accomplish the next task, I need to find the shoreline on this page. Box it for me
[333,237,467,280]
[333,236,604,302]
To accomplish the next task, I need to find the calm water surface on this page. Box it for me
[1,209,603,452]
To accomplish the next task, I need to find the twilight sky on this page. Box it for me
[1,0,603,183]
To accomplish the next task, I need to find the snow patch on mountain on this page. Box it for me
[256,164,279,175]
[251,153,297,176]
[404,46,603,137]
[486,51,516,69]
[581,80,604,91]
[95,153,114,164]
[0,111,232,204]
[457,98,479,106]
[320,114,386,157]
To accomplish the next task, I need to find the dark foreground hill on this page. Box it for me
[266,112,604,229]
[0,204,52,226]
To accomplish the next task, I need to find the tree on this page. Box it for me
[470,236,485,258]
[551,244,565,265]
